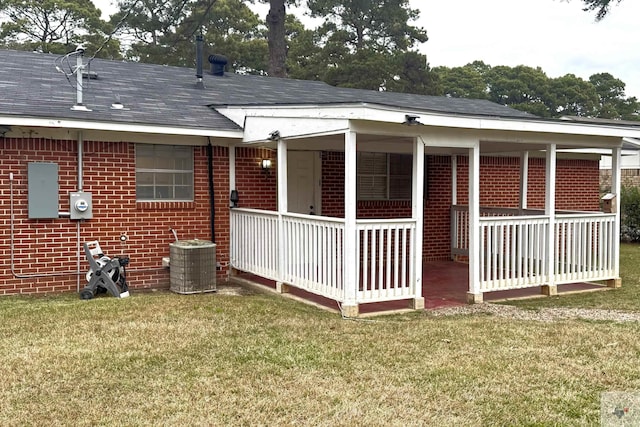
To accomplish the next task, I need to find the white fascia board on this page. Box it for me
[217,103,640,139]
[242,116,349,144]
[0,115,244,139]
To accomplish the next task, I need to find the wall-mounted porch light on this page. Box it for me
[230,189,239,208]
[261,159,272,172]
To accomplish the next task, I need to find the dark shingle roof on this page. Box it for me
[0,49,534,132]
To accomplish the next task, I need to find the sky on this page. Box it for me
[92,0,640,98]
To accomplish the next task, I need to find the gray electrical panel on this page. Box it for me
[28,163,59,219]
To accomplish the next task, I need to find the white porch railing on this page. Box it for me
[230,209,417,305]
[555,213,616,284]
[479,215,550,291]
[451,205,617,292]
[282,213,345,301]
[357,219,416,303]
[229,208,279,279]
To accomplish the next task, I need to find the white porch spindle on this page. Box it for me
[468,143,482,303]
[544,144,556,294]
[411,137,425,309]
[342,130,358,315]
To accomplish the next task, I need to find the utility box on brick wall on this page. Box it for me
[169,240,217,294]
[28,162,59,219]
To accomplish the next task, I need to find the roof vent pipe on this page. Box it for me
[71,45,91,111]
[196,35,204,89]
[208,54,228,77]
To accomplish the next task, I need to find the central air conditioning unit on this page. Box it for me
[169,240,217,294]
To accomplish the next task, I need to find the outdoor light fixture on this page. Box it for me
[268,130,280,140]
[404,115,422,125]
[261,159,272,173]
[230,189,239,208]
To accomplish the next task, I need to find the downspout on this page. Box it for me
[207,139,216,243]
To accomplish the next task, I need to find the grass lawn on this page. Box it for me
[1,246,640,425]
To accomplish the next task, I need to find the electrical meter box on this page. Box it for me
[70,192,93,220]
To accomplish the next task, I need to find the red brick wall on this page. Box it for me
[234,147,277,210]
[425,156,454,260]
[455,157,599,211]
[0,138,231,295]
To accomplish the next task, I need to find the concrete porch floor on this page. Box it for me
[231,260,607,316]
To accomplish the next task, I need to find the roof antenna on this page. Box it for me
[71,45,92,111]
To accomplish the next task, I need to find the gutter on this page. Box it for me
[0,115,244,139]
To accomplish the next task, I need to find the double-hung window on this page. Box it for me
[136,144,194,201]
[357,152,412,200]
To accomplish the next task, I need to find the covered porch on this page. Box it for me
[224,104,626,317]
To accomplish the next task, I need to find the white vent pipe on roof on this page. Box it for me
[71,46,91,111]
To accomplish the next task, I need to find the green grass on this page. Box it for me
[2,244,640,425]
[1,290,640,426]
[506,243,640,311]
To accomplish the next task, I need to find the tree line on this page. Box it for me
[0,0,635,120]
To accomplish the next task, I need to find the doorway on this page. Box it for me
[287,151,321,215]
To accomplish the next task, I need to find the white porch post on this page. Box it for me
[542,144,557,296]
[411,138,425,310]
[228,145,237,276]
[229,145,236,200]
[609,146,622,288]
[451,155,458,205]
[467,143,482,304]
[342,130,359,317]
[519,151,529,211]
[276,138,289,293]
[451,155,458,261]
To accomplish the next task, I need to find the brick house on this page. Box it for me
[1,48,636,315]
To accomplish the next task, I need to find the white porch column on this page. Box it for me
[276,138,289,293]
[519,151,529,211]
[228,145,237,276]
[609,146,622,288]
[342,130,359,317]
[451,155,458,205]
[542,144,557,296]
[411,138,425,310]
[229,145,236,205]
[467,143,482,304]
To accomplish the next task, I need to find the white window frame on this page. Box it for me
[135,144,194,202]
